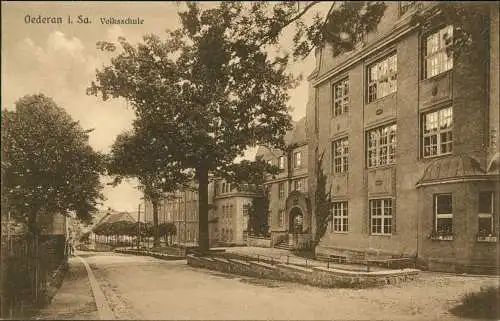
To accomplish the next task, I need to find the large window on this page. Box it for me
[370,199,393,235]
[399,1,417,16]
[293,179,303,192]
[332,201,349,232]
[279,156,286,169]
[478,192,494,236]
[424,25,453,79]
[422,107,453,158]
[278,183,285,199]
[435,194,453,235]
[278,209,285,227]
[294,151,302,168]
[332,78,349,116]
[332,138,349,173]
[367,53,397,103]
[367,124,397,168]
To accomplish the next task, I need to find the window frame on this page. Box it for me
[278,156,286,170]
[278,209,285,227]
[332,78,349,117]
[421,106,453,158]
[478,191,495,236]
[366,53,398,103]
[278,182,285,199]
[366,123,397,168]
[332,137,349,173]
[331,201,349,233]
[294,151,302,169]
[399,1,417,16]
[369,198,393,235]
[423,25,454,80]
[434,193,453,236]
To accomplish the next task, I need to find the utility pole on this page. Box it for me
[137,203,141,249]
[184,191,187,247]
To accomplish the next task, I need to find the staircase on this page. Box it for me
[274,239,290,250]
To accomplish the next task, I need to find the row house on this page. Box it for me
[307,2,499,272]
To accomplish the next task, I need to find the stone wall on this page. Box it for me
[187,254,419,288]
[247,236,271,248]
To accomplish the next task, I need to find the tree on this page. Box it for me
[107,127,189,248]
[1,94,104,236]
[159,222,177,245]
[88,2,298,252]
[247,192,270,237]
[240,2,492,60]
[314,152,332,243]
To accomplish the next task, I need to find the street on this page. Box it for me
[68,251,498,320]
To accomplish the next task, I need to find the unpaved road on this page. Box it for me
[79,251,499,320]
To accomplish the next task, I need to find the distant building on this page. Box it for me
[144,179,261,247]
[255,117,311,249]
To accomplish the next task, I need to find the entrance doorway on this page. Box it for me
[289,207,304,234]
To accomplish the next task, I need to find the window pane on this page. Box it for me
[436,217,453,234]
[478,217,493,235]
[436,194,452,214]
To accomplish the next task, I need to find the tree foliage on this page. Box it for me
[248,2,492,60]
[1,94,105,234]
[107,127,189,247]
[314,152,332,243]
[88,2,297,251]
[247,192,270,237]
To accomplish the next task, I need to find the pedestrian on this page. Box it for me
[67,236,74,256]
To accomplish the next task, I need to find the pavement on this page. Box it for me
[33,249,499,320]
[221,246,387,271]
[35,254,100,320]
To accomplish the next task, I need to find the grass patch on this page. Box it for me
[450,285,500,319]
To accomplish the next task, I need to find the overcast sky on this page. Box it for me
[2,1,319,212]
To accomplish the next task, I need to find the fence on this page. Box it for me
[0,234,67,319]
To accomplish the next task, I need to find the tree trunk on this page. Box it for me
[197,165,210,253]
[152,198,160,248]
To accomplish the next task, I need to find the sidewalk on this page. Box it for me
[222,246,388,271]
[35,256,99,320]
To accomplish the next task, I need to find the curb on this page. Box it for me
[76,255,115,320]
[114,248,185,261]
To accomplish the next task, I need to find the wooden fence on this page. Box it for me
[0,234,67,319]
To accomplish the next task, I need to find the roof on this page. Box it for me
[94,211,136,228]
[487,152,499,173]
[255,116,307,159]
[418,155,486,185]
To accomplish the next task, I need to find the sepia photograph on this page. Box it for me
[1,1,499,320]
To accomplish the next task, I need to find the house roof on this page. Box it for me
[94,211,136,229]
[418,155,486,185]
[255,116,307,159]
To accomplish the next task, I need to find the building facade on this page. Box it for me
[256,117,312,249]
[307,2,499,272]
[144,179,261,247]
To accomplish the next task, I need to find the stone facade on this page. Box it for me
[308,2,499,272]
[256,117,312,248]
[144,179,261,247]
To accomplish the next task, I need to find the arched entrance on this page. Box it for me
[289,207,304,233]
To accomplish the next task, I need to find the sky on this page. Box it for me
[1,1,319,212]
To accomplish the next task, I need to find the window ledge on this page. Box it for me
[420,69,452,84]
[332,231,349,235]
[332,171,349,177]
[476,235,498,243]
[429,234,453,241]
[367,164,396,171]
[370,233,392,237]
[366,92,396,107]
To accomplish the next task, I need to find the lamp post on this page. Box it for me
[137,203,141,249]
